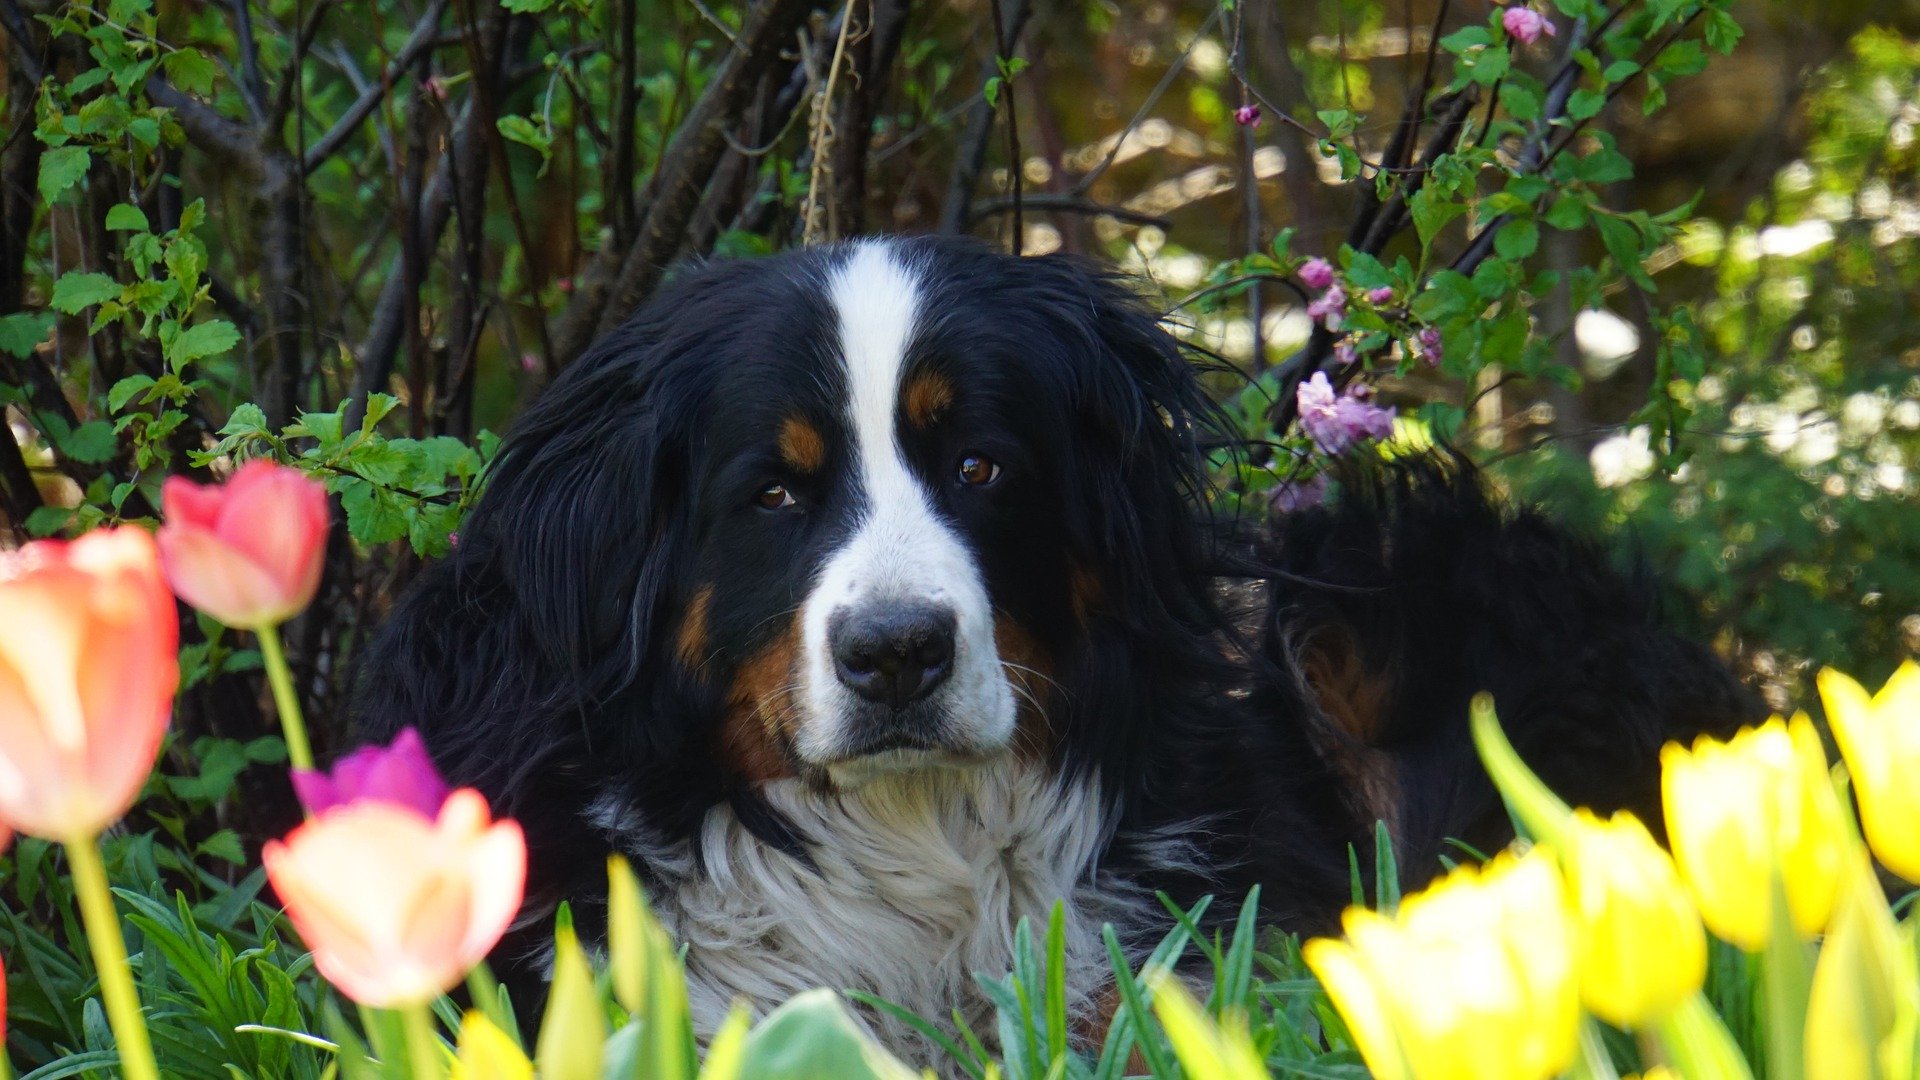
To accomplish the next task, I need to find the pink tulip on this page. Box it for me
[292,728,451,819]
[0,528,178,839]
[158,459,328,630]
[264,788,526,1008]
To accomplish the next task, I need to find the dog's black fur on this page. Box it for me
[354,237,1758,990]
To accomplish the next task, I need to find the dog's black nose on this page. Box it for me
[830,605,957,709]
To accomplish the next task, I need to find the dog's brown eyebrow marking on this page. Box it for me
[778,416,827,473]
[902,371,954,429]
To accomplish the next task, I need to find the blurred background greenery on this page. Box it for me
[3,0,1917,737]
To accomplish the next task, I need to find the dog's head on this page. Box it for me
[444,238,1222,794]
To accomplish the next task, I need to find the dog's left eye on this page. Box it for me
[755,483,797,510]
[957,453,1001,486]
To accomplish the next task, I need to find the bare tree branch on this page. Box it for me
[937,0,1031,235]
[970,192,1171,230]
[549,0,818,360]
[302,0,451,174]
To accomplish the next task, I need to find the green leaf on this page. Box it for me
[108,374,157,412]
[0,311,52,358]
[497,115,552,155]
[37,145,90,202]
[1595,213,1653,288]
[500,0,556,11]
[57,420,119,464]
[1467,45,1510,85]
[1499,82,1542,122]
[1602,59,1642,83]
[338,480,410,545]
[219,402,271,438]
[161,48,219,94]
[1566,88,1607,121]
[105,203,150,231]
[24,505,75,537]
[1571,146,1633,184]
[194,829,246,865]
[1704,8,1743,53]
[361,392,401,432]
[737,990,921,1080]
[50,271,122,313]
[1438,25,1493,52]
[164,319,241,368]
[1495,218,1540,261]
[1544,195,1590,230]
[1315,108,1356,137]
[1408,187,1467,247]
[1342,252,1392,290]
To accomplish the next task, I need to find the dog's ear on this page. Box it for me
[1016,256,1229,624]
[468,326,689,683]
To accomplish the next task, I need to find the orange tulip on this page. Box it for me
[157,459,328,630]
[263,789,526,1008]
[0,528,178,839]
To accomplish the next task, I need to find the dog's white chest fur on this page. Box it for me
[605,761,1151,1063]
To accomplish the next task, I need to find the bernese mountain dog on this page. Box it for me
[355,236,1758,1060]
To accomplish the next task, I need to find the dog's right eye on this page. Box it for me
[755,483,797,511]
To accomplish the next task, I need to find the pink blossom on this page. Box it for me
[1306,285,1347,330]
[1233,104,1262,127]
[292,727,452,819]
[1502,6,1557,45]
[1297,372,1397,455]
[1367,286,1395,305]
[1271,472,1330,514]
[1299,258,1336,291]
[520,352,540,374]
[1335,341,1358,366]
[1418,326,1444,367]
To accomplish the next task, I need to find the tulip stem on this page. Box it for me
[402,1002,444,1080]
[1651,992,1756,1080]
[63,834,160,1080]
[257,623,314,773]
[1762,870,1811,1080]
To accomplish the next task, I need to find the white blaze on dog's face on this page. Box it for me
[793,244,1016,784]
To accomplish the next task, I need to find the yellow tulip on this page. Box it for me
[450,1011,532,1080]
[1304,848,1578,1080]
[1661,715,1846,949]
[1563,809,1707,1028]
[1818,661,1920,884]
[1803,852,1920,1080]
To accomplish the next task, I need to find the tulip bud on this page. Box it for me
[1817,662,1920,884]
[0,528,178,840]
[263,789,526,1008]
[291,727,450,819]
[451,1011,533,1080]
[1563,810,1707,1028]
[1661,716,1846,949]
[158,459,329,630]
[1305,849,1578,1080]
